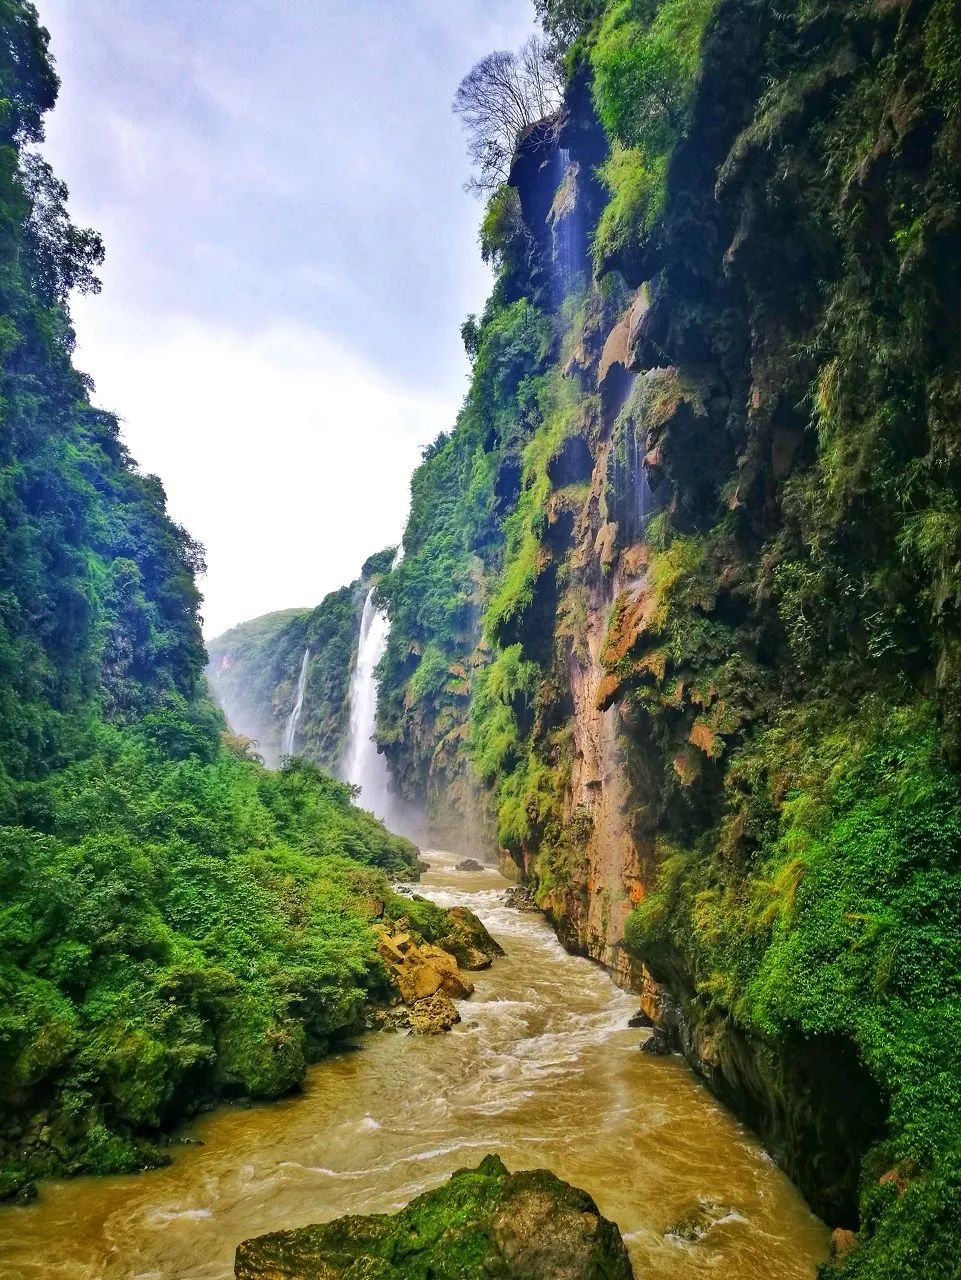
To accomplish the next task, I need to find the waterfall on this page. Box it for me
[551,145,583,305]
[342,553,400,820]
[282,647,310,757]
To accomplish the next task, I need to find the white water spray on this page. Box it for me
[282,647,310,757]
[343,552,401,820]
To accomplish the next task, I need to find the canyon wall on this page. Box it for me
[206,548,394,772]
[373,2,961,1273]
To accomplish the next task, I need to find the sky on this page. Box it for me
[38,0,536,638]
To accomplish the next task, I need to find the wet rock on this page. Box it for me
[502,886,540,913]
[0,1169,37,1204]
[418,944,475,999]
[234,1154,633,1279]
[627,1009,654,1029]
[376,927,476,1031]
[665,1198,734,1242]
[366,1005,411,1033]
[455,857,484,871]
[394,961,444,1003]
[407,991,461,1035]
[640,1027,675,1055]
[435,906,505,971]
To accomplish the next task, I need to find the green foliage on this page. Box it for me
[626,701,961,1276]
[0,2,422,1192]
[589,0,717,267]
[593,143,666,266]
[480,185,528,273]
[470,644,539,783]
[0,726,419,1181]
[235,1153,634,1279]
[376,298,549,808]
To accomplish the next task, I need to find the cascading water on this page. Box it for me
[551,145,583,305]
[282,647,310,757]
[342,552,401,820]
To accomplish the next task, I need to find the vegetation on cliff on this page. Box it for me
[370,0,961,1275]
[0,2,420,1199]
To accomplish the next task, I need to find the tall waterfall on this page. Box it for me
[342,556,399,820]
[282,647,310,757]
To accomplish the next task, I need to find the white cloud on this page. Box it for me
[35,0,534,645]
[69,298,453,639]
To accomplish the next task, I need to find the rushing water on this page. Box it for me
[0,853,829,1279]
[281,647,310,757]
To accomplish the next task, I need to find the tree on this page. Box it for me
[19,151,104,304]
[534,0,608,67]
[452,35,563,194]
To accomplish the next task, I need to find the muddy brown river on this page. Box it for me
[0,852,829,1278]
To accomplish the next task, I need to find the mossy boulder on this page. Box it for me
[233,1154,633,1279]
[435,907,505,971]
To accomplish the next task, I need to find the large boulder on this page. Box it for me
[406,991,460,1035]
[234,1154,633,1279]
[435,907,505,971]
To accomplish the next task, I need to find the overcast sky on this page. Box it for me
[38,0,535,638]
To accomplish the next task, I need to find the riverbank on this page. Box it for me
[0,852,828,1279]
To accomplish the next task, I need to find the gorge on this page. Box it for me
[1,0,960,1278]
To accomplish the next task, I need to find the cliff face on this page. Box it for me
[373,1,961,1272]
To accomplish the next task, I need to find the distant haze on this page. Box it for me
[38,0,536,638]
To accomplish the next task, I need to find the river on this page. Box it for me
[0,851,829,1278]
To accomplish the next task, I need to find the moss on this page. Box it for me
[627,699,961,1274]
[235,1154,634,1279]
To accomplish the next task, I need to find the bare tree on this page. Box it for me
[453,35,563,194]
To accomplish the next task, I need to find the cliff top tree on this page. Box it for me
[453,35,562,193]
[534,0,607,66]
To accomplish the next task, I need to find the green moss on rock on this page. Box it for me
[233,1155,633,1280]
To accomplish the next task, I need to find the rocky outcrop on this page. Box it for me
[432,906,505,972]
[502,886,540,913]
[374,905,503,1035]
[641,945,886,1225]
[233,1154,633,1279]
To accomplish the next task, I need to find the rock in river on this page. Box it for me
[234,1154,633,1279]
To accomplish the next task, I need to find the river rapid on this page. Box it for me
[0,851,829,1278]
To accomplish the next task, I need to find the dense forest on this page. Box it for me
[0,1,422,1199]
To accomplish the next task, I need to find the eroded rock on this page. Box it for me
[375,917,484,1034]
[234,1154,633,1279]
[665,1197,735,1242]
[406,991,461,1035]
[435,906,505,971]
[640,1027,675,1056]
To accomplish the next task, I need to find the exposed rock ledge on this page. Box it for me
[234,1154,633,1279]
